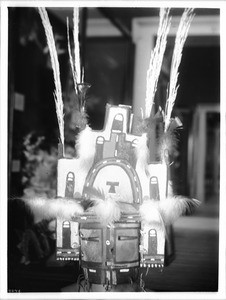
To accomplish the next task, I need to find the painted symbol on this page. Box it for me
[148,229,157,255]
[62,221,71,249]
[111,114,124,133]
[65,172,75,198]
[149,176,160,200]
[106,181,119,193]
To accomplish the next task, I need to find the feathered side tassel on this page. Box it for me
[38,8,64,149]
[84,187,121,224]
[145,8,171,118]
[159,196,200,225]
[23,197,84,223]
[164,8,194,131]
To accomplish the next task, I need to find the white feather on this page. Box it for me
[23,197,84,223]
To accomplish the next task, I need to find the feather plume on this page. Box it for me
[159,196,200,225]
[67,17,77,93]
[145,8,171,118]
[67,8,89,130]
[24,197,84,223]
[38,8,64,149]
[66,7,82,87]
[164,8,194,131]
[73,7,81,83]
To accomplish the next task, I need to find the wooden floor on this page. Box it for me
[8,202,219,293]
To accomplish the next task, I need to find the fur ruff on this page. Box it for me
[23,197,84,223]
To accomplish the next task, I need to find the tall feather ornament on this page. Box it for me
[67,7,81,88]
[164,8,194,131]
[38,8,64,150]
[73,7,81,84]
[67,17,77,93]
[145,8,171,119]
[67,8,88,130]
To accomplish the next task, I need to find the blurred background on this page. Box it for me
[7,7,220,292]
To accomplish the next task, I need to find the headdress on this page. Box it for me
[24,7,199,291]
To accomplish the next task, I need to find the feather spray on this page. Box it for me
[38,8,64,150]
[164,8,194,131]
[145,8,171,119]
[23,197,84,223]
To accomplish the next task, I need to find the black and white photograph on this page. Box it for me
[0,1,225,299]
